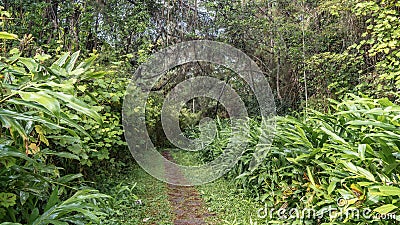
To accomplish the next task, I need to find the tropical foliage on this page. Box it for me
[190,95,400,224]
[0,37,110,224]
[1,0,400,224]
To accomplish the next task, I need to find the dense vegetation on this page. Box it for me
[190,95,400,224]
[0,0,399,224]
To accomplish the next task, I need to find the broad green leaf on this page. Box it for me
[0,145,33,162]
[46,151,79,160]
[373,204,397,214]
[48,92,102,124]
[59,112,91,137]
[358,144,366,161]
[320,126,348,145]
[19,91,61,117]
[0,222,23,225]
[378,186,400,196]
[296,125,313,148]
[357,167,376,182]
[9,48,20,55]
[0,116,28,140]
[0,31,18,40]
[347,120,397,130]
[70,68,85,76]
[32,81,74,90]
[0,109,64,130]
[378,98,394,107]
[30,189,109,225]
[327,181,337,195]
[7,99,53,116]
[44,187,59,212]
[307,166,316,186]
[28,208,39,224]
[19,57,39,74]
[53,52,70,67]
[49,64,67,77]
[56,173,83,184]
[66,51,80,73]
[80,71,108,80]
[357,182,374,187]
[384,162,400,174]
[76,55,97,71]
[34,54,51,62]
[340,161,358,174]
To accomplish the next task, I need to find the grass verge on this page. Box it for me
[93,163,173,224]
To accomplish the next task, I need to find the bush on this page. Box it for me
[0,30,110,224]
[193,95,400,224]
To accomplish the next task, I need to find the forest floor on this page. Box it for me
[97,150,266,225]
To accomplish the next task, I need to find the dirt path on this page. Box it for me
[162,151,215,225]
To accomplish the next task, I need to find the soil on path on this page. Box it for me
[162,151,216,225]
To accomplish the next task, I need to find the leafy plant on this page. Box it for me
[350,0,400,100]
[192,95,400,224]
[0,28,110,224]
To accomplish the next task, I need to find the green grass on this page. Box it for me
[171,149,267,225]
[93,163,173,224]
[92,150,271,225]
[199,179,267,225]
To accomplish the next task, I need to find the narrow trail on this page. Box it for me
[162,151,216,225]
